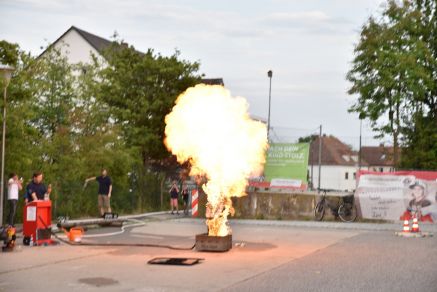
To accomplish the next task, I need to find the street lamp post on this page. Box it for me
[267,70,273,141]
[0,64,14,226]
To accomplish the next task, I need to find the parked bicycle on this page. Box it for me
[314,189,357,222]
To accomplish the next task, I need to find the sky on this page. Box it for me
[0,0,387,148]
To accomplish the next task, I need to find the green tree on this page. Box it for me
[98,41,202,210]
[0,37,202,219]
[0,41,45,222]
[99,43,201,165]
[0,41,40,185]
[347,0,437,169]
[399,0,437,169]
[32,48,136,217]
[401,114,437,169]
[0,40,137,219]
[298,134,318,143]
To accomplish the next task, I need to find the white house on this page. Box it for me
[40,26,223,87]
[361,145,396,173]
[307,136,397,191]
[39,26,110,65]
[308,135,365,192]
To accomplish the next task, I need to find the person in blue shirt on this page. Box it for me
[25,172,52,203]
[85,169,113,217]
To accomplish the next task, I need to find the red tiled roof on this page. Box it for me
[360,146,395,167]
[308,136,368,166]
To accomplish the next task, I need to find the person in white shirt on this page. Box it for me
[7,173,22,226]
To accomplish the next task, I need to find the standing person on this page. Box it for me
[7,173,22,226]
[169,181,179,215]
[26,172,52,202]
[84,169,112,217]
[181,183,189,215]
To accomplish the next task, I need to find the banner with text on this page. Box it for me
[355,170,437,222]
[249,143,309,190]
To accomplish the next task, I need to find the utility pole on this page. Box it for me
[358,119,362,170]
[318,125,322,192]
[267,70,272,141]
[310,141,314,190]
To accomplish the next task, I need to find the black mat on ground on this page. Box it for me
[147,257,204,266]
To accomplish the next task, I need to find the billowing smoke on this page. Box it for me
[164,84,268,236]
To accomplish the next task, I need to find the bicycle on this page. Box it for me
[314,189,357,222]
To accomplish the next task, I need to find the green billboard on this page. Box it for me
[264,143,310,183]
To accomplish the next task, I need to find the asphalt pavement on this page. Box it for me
[226,231,437,292]
[1,214,436,292]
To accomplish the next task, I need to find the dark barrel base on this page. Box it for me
[195,233,232,252]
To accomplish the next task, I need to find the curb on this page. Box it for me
[172,217,437,233]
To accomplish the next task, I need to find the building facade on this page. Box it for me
[307,136,396,191]
[308,136,365,191]
[39,26,110,65]
[361,145,396,173]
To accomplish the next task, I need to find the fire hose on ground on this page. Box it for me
[38,215,196,251]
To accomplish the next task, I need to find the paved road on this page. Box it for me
[226,231,437,292]
[1,216,436,292]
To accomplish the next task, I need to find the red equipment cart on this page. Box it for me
[23,200,53,245]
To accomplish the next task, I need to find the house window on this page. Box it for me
[345,172,349,180]
[353,172,356,179]
[342,155,350,162]
[380,167,384,172]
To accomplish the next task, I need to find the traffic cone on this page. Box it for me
[411,216,420,233]
[402,219,410,233]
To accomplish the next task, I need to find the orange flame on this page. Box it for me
[164,84,268,236]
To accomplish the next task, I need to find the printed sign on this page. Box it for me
[249,143,309,190]
[355,171,437,222]
[26,206,36,222]
[270,179,302,188]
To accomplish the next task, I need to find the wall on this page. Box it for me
[233,192,317,220]
[309,165,358,191]
[195,191,344,221]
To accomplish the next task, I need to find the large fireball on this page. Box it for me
[164,84,268,236]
